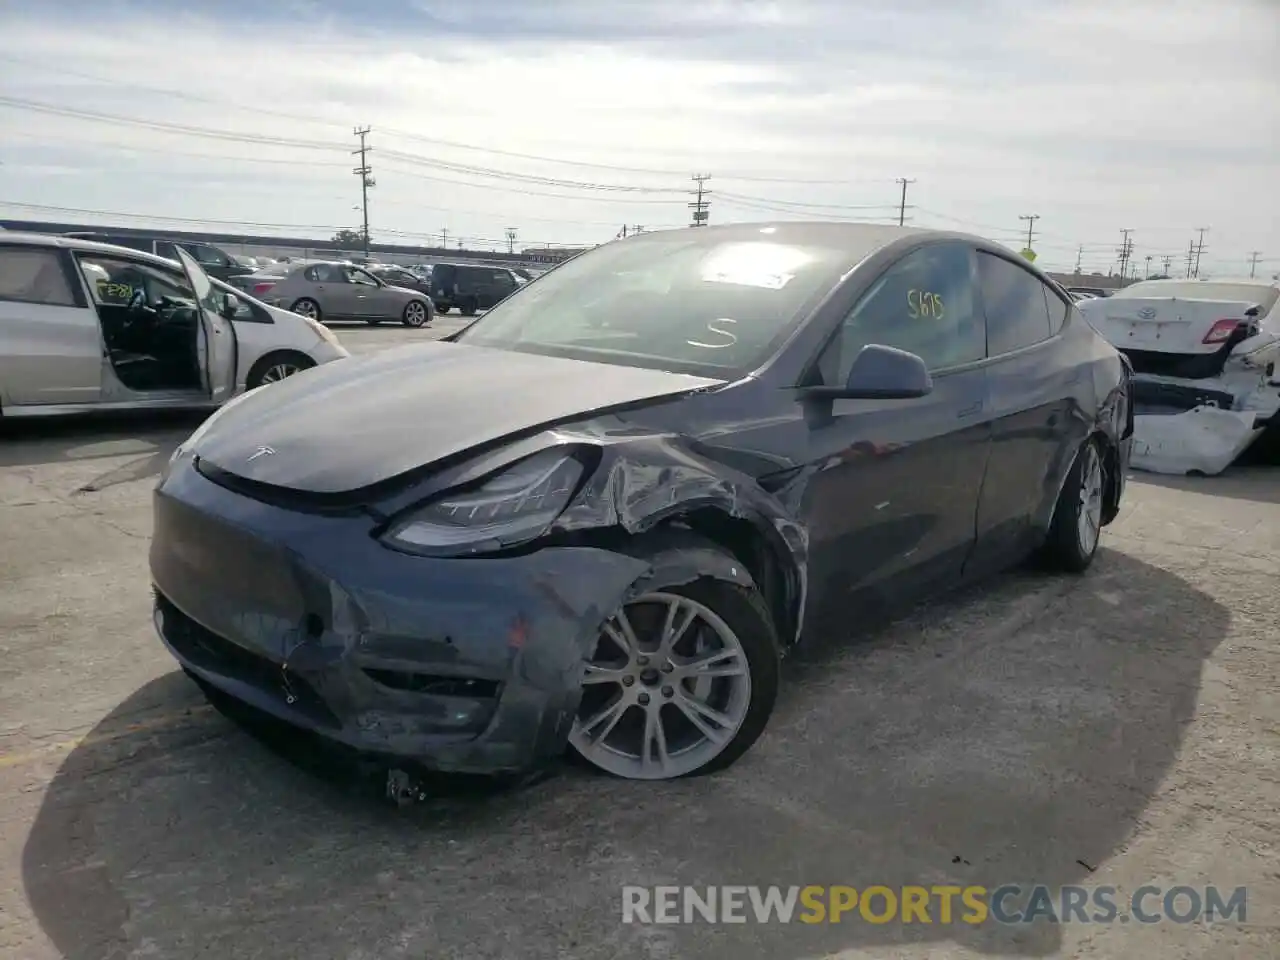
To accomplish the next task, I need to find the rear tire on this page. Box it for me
[460,298,478,317]
[289,298,321,322]
[568,551,780,780]
[1041,437,1106,573]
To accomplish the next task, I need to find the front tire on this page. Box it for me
[402,300,430,327]
[569,563,780,780]
[1041,437,1106,573]
[246,351,316,389]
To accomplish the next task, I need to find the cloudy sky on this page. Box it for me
[1,0,1277,274]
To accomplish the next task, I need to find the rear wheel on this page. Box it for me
[289,298,321,322]
[569,566,780,780]
[460,298,478,317]
[246,351,316,389]
[1041,437,1106,572]
[402,300,429,327]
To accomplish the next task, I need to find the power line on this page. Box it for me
[0,53,900,186]
[895,178,916,227]
[352,126,374,257]
[689,174,712,227]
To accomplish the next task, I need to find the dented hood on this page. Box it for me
[192,342,721,494]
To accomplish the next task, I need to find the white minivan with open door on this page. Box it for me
[0,233,348,417]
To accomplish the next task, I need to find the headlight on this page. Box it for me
[304,315,340,345]
[380,449,584,557]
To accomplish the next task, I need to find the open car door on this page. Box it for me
[175,246,237,403]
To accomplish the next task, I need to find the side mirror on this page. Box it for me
[801,344,933,401]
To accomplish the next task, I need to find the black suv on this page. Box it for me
[429,262,525,315]
[62,233,253,282]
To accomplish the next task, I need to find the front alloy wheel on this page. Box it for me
[570,583,778,780]
[402,300,429,327]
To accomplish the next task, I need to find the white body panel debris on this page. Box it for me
[1131,407,1263,476]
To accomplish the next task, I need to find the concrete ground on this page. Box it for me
[0,324,1276,960]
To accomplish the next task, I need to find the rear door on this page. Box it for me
[968,251,1082,574]
[0,245,103,407]
[175,247,237,402]
[347,265,397,317]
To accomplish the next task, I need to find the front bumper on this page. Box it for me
[150,459,650,774]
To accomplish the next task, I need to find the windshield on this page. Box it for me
[1114,280,1279,313]
[454,233,857,376]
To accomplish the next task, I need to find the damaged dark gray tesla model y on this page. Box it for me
[151,222,1133,781]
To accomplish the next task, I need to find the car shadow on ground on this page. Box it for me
[22,550,1228,960]
[0,411,206,490]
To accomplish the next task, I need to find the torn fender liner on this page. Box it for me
[1131,407,1262,476]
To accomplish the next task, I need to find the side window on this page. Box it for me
[189,244,229,267]
[345,266,378,286]
[493,271,516,290]
[155,241,179,259]
[819,242,983,380]
[0,249,79,307]
[1044,287,1069,336]
[977,253,1054,356]
[77,255,194,308]
[303,266,321,282]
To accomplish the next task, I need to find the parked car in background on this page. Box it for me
[1067,286,1112,299]
[251,260,434,327]
[1076,276,1280,474]
[149,222,1132,782]
[367,263,433,298]
[429,261,526,315]
[0,233,348,416]
[61,232,254,283]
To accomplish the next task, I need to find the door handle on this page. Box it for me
[957,400,983,418]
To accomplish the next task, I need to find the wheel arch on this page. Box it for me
[245,349,316,390]
[640,507,804,649]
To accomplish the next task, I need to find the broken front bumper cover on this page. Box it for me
[149,459,662,776]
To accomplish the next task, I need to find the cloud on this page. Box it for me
[0,0,1276,272]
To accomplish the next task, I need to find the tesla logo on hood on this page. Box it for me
[246,445,276,462]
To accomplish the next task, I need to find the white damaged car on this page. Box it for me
[0,232,349,417]
[1077,278,1280,474]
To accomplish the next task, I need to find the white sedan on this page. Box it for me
[0,232,348,417]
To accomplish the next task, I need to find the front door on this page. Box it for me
[0,245,103,407]
[799,241,993,630]
[175,248,237,403]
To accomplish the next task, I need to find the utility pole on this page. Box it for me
[505,227,518,254]
[1192,227,1209,278]
[1144,254,1153,278]
[1117,229,1134,280]
[1247,251,1262,278]
[352,126,374,258]
[1184,240,1196,278]
[1019,214,1041,252]
[1074,244,1083,274]
[895,178,916,227]
[1161,254,1173,275]
[440,227,448,249]
[689,174,712,227]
